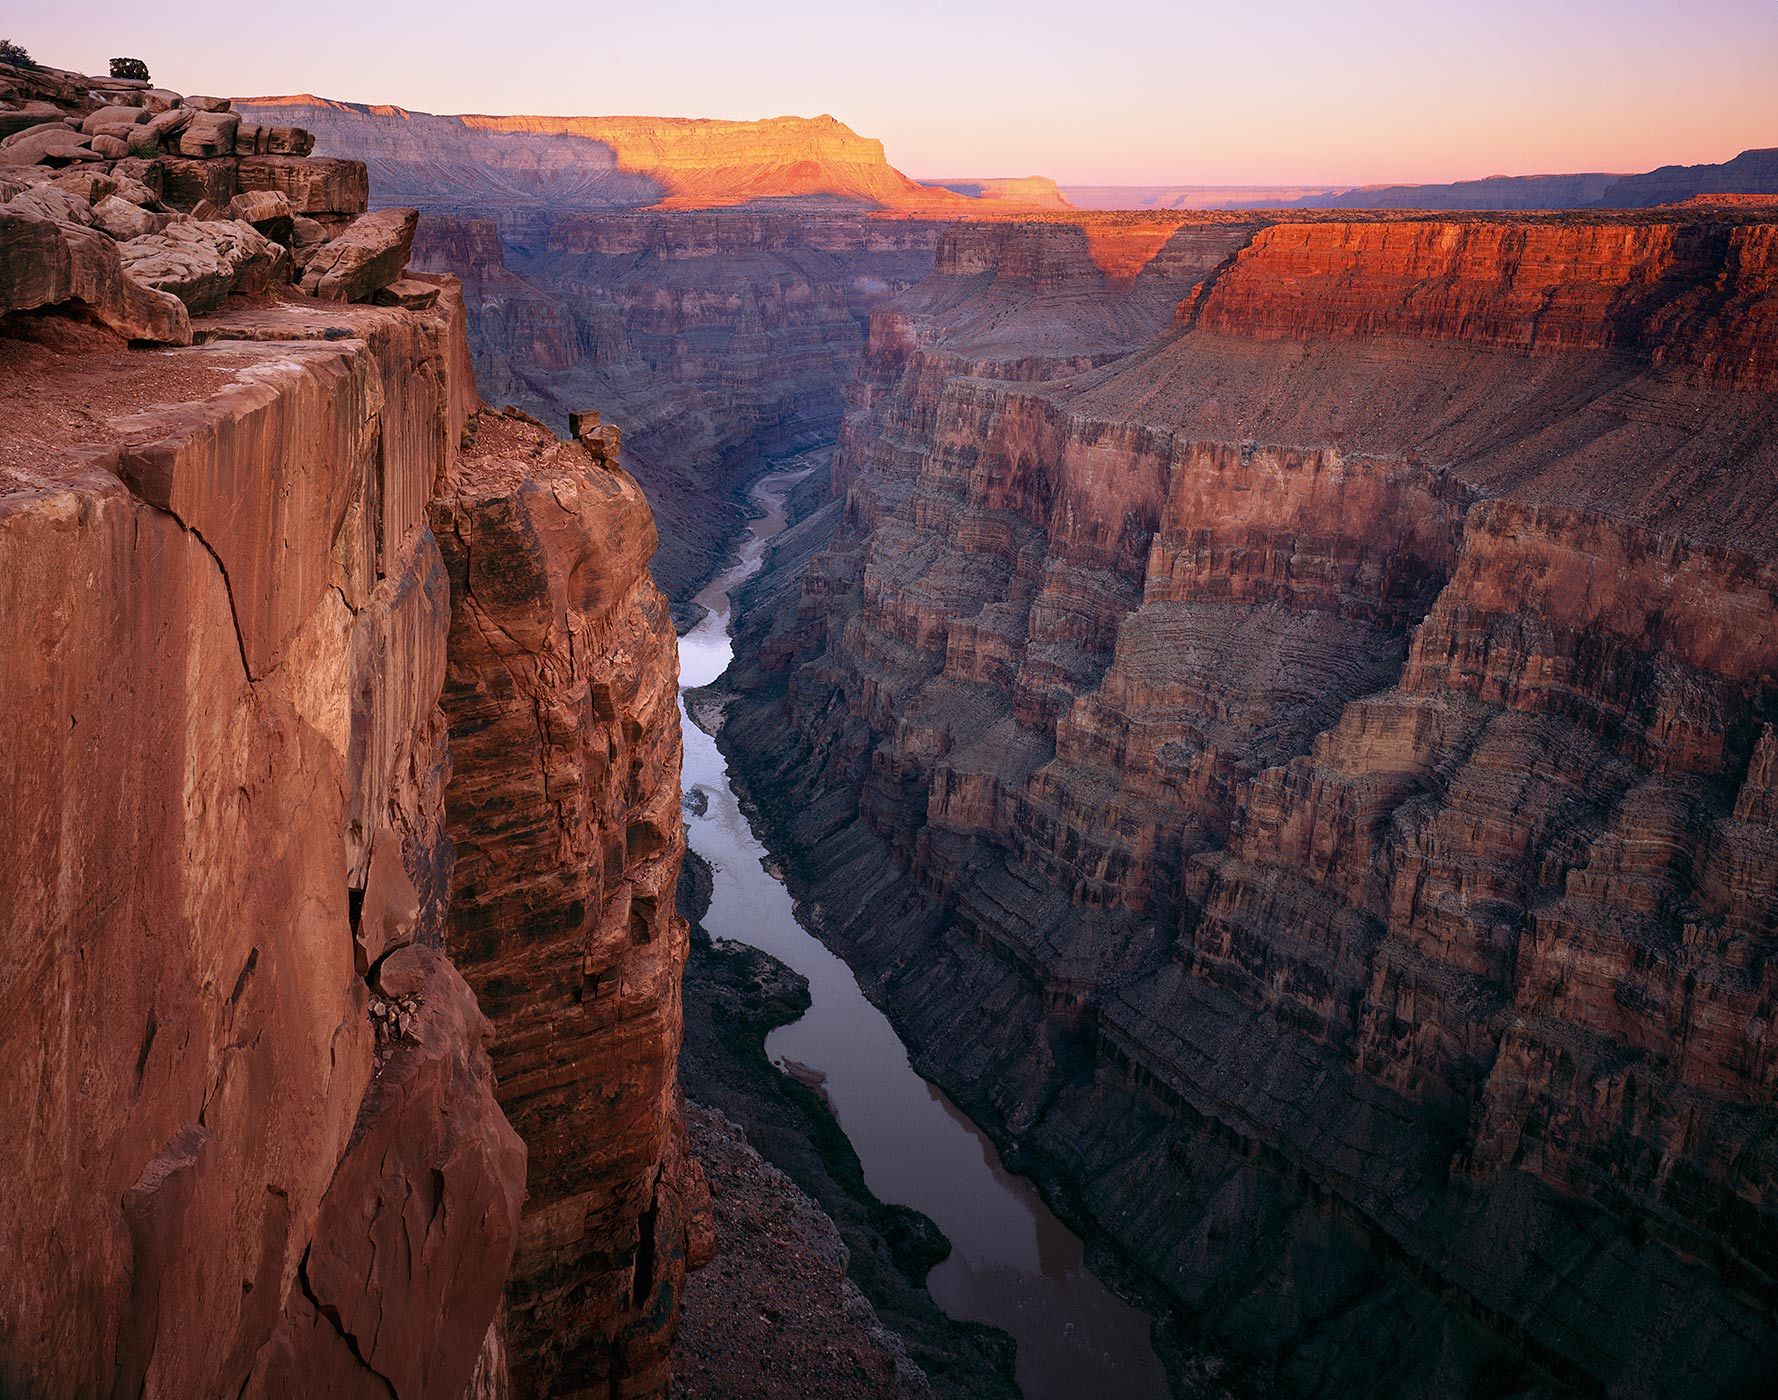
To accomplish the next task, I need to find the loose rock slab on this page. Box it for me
[301,207,417,303]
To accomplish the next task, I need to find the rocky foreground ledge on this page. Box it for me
[1,62,704,1400]
[1,58,431,339]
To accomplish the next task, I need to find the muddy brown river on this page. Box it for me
[677,462,1170,1400]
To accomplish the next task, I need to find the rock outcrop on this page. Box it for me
[431,409,703,1396]
[0,56,410,337]
[0,247,524,1399]
[2,62,699,1400]
[721,210,1778,1398]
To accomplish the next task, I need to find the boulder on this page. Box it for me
[300,207,417,303]
[4,183,96,226]
[0,101,66,139]
[184,95,230,113]
[372,277,441,310]
[100,171,158,208]
[0,125,101,166]
[0,206,190,342]
[81,105,150,134]
[265,126,314,156]
[119,219,284,314]
[158,156,237,212]
[236,155,366,216]
[92,193,162,240]
[90,134,129,159]
[107,158,163,199]
[227,189,293,243]
[47,169,116,201]
[287,214,327,270]
[128,106,191,157]
[233,121,268,156]
[175,111,239,159]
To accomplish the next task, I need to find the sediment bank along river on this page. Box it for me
[676,461,1169,1400]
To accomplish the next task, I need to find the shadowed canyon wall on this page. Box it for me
[2,61,699,1399]
[720,211,1778,1397]
[410,208,940,605]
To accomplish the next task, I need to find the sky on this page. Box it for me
[8,0,1776,186]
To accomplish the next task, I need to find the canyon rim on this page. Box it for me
[2,9,1777,1399]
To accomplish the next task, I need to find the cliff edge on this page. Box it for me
[1,59,700,1398]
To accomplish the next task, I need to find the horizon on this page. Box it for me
[9,1,1778,187]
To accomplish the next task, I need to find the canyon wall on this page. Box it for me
[722,211,1778,1397]
[0,267,521,1400]
[1288,146,1778,211]
[235,96,977,212]
[2,62,698,1399]
[411,208,941,604]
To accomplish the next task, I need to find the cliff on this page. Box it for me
[235,97,974,212]
[1,62,698,1398]
[721,212,1778,1397]
[431,409,704,1394]
[920,176,1073,209]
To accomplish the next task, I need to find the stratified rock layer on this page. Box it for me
[0,270,525,1398]
[724,212,1778,1398]
[432,409,702,1396]
[3,60,702,1400]
[235,98,975,212]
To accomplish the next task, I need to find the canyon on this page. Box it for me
[4,40,1777,1400]
[718,209,1778,1397]
[404,207,939,607]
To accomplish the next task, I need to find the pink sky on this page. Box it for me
[10,0,1776,185]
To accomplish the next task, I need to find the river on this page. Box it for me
[676,461,1170,1400]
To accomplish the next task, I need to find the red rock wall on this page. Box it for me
[0,287,526,1398]
[727,212,1778,1396]
[431,410,701,1397]
[1191,217,1778,389]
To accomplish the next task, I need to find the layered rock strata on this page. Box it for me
[234,98,990,213]
[431,409,704,1396]
[2,62,700,1400]
[0,249,523,1399]
[723,212,1778,1397]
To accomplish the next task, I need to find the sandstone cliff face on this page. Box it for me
[723,212,1778,1397]
[0,276,526,1398]
[431,410,703,1396]
[3,63,698,1400]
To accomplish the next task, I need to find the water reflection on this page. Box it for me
[677,461,1169,1400]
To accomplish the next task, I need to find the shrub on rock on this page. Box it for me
[109,57,151,82]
